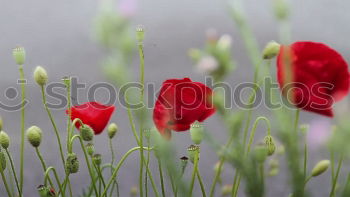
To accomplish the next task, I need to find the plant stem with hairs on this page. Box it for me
[5,149,22,196]
[18,65,25,193]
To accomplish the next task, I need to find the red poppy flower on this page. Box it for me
[153,78,216,139]
[277,41,350,117]
[67,102,115,135]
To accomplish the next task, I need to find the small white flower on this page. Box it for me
[195,56,219,74]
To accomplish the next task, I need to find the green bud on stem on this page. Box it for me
[26,126,43,148]
[0,131,10,149]
[34,66,48,86]
[311,160,330,177]
[13,46,26,65]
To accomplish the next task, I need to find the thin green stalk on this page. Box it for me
[70,135,98,197]
[44,167,64,197]
[303,139,308,179]
[167,168,176,196]
[101,147,152,197]
[0,166,13,197]
[34,148,54,188]
[18,65,25,192]
[7,159,15,197]
[196,169,207,197]
[139,124,144,197]
[108,138,118,197]
[5,149,21,196]
[157,158,166,197]
[293,109,300,133]
[330,154,344,197]
[189,153,200,196]
[145,137,151,197]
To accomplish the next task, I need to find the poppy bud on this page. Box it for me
[34,66,48,86]
[264,135,276,156]
[190,121,204,145]
[92,154,102,166]
[311,160,330,177]
[0,150,6,172]
[221,184,233,196]
[65,153,79,174]
[262,41,280,59]
[130,186,138,197]
[107,123,118,139]
[13,46,26,65]
[253,143,268,163]
[180,156,189,174]
[80,125,94,141]
[136,25,145,43]
[0,117,3,131]
[0,131,10,149]
[37,185,50,197]
[86,143,95,156]
[26,126,42,148]
[273,0,289,20]
[187,145,200,163]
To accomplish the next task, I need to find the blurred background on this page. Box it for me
[0,0,349,196]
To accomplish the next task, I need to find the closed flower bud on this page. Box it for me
[13,46,26,65]
[86,143,95,156]
[92,154,102,166]
[180,156,189,174]
[253,143,268,163]
[273,0,289,20]
[262,41,280,59]
[217,34,232,51]
[37,185,50,197]
[0,131,10,149]
[222,184,233,196]
[34,66,48,86]
[0,117,3,131]
[65,153,79,174]
[190,121,204,145]
[80,125,94,141]
[0,150,6,172]
[187,145,200,163]
[264,135,276,156]
[136,25,145,43]
[26,126,42,147]
[311,160,330,177]
[107,123,118,139]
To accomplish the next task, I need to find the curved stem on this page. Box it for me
[68,118,84,153]
[101,147,153,197]
[43,167,64,197]
[0,166,12,197]
[5,149,21,196]
[330,154,344,197]
[34,148,54,188]
[70,135,98,196]
[189,152,199,196]
[246,116,271,154]
[196,169,207,197]
[18,65,25,192]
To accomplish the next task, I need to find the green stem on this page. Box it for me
[18,65,25,192]
[44,167,64,197]
[108,138,118,197]
[70,135,98,197]
[0,166,13,197]
[330,154,344,197]
[145,137,151,197]
[34,148,54,188]
[157,158,166,197]
[101,147,153,197]
[5,149,21,196]
[303,138,308,179]
[189,152,199,196]
[196,169,207,197]
[293,109,300,133]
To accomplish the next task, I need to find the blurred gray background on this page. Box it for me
[0,0,349,196]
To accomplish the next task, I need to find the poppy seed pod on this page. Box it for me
[264,135,276,156]
[190,121,204,145]
[262,41,280,59]
[65,153,79,174]
[34,66,48,86]
[13,46,26,65]
[136,25,145,43]
[92,154,102,166]
[80,125,94,141]
[26,126,42,148]
[187,145,200,163]
[0,150,6,172]
[107,123,118,139]
[86,143,95,156]
[0,131,10,149]
[311,160,330,177]
[180,156,189,174]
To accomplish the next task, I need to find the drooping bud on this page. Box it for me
[221,184,233,196]
[180,156,189,174]
[86,143,95,156]
[13,46,26,65]
[264,135,276,156]
[130,186,138,197]
[65,153,79,174]
[0,117,3,131]
[0,131,10,149]
[37,185,51,197]
[26,126,42,148]
[34,66,48,86]
[190,121,204,145]
[311,160,330,177]
[262,41,280,59]
[107,123,118,139]
[0,150,6,172]
[187,145,200,163]
[92,154,102,166]
[252,143,268,163]
[136,25,145,43]
[80,125,94,141]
